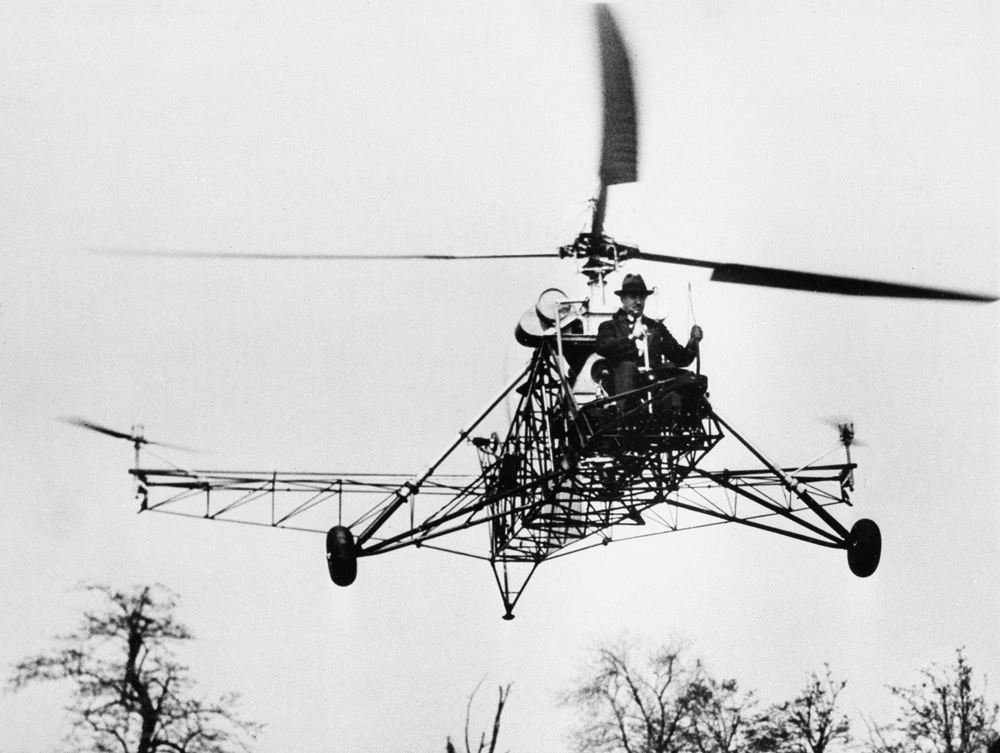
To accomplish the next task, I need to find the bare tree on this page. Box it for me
[867,649,998,753]
[447,679,512,753]
[749,666,851,753]
[684,674,759,753]
[560,637,716,753]
[7,584,262,753]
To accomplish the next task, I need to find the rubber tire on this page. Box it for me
[326,526,358,587]
[846,518,881,578]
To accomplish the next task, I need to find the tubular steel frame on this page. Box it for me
[131,338,859,618]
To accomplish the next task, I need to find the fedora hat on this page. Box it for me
[614,273,654,297]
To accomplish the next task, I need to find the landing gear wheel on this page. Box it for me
[326,526,358,587]
[846,518,881,578]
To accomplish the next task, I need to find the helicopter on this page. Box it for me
[74,5,996,621]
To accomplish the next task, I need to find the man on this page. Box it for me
[596,273,704,403]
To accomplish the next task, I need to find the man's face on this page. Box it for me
[620,292,647,318]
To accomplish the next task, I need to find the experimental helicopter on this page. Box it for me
[73,5,997,620]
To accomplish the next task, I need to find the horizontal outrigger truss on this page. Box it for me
[130,341,880,619]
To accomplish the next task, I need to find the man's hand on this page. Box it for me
[687,325,704,350]
[630,320,647,340]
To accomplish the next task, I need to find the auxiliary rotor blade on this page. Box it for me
[61,416,200,452]
[93,248,558,262]
[821,416,853,433]
[149,439,200,453]
[820,417,869,448]
[595,4,638,188]
[62,416,135,441]
[634,251,998,302]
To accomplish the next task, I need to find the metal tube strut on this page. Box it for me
[712,411,851,540]
[354,362,533,547]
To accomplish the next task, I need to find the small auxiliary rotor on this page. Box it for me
[838,421,855,448]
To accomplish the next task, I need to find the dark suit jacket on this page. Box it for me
[595,309,696,369]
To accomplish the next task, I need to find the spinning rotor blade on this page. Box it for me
[61,416,199,452]
[62,416,135,441]
[93,248,557,262]
[634,251,998,302]
[596,4,638,188]
[584,8,993,304]
[821,417,868,448]
[708,262,998,302]
[591,4,638,238]
[821,416,853,430]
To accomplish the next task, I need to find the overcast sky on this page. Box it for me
[1,1,997,752]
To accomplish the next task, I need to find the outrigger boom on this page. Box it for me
[129,307,880,618]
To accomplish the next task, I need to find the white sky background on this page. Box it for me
[1,1,997,751]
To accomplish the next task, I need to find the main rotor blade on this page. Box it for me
[92,248,558,261]
[635,251,998,302]
[595,4,638,187]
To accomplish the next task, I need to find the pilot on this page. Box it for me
[596,273,703,403]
